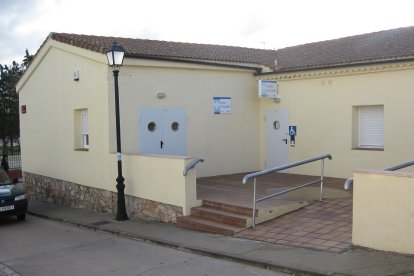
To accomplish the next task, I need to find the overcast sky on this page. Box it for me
[1,0,414,65]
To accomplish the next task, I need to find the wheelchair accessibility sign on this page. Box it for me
[289,126,297,136]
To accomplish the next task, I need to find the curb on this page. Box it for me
[28,211,323,276]
[0,262,21,276]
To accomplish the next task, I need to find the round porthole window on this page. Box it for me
[148,122,157,132]
[273,121,280,130]
[171,122,180,131]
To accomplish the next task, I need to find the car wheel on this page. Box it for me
[17,213,26,221]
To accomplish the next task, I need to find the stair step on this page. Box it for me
[191,206,252,227]
[177,215,245,236]
[202,200,258,217]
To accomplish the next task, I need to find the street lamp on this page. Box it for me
[106,42,128,221]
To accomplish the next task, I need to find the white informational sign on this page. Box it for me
[258,80,278,98]
[213,97,231,114]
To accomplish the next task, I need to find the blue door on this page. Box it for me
[139,108,187,156]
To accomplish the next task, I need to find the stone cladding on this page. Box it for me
[23,172,182,222]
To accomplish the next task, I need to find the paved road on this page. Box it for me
[0,215,288,276]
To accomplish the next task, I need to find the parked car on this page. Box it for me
[0,167,28,220]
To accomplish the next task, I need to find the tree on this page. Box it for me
[0,50,33,155]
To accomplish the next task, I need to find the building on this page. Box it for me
[16,26,414,222]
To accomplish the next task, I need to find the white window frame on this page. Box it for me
[81,110,89,149]
[359,105,384,149]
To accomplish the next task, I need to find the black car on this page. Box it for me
[0,168,28,220]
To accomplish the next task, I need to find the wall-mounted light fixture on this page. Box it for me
[156,92,166,99]
[73,70,80,81]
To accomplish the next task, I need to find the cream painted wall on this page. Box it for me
[18,41,203,213]
[259,64,414,178]
[119,154,201,215]
[21,38,414,199]
[18,39,260,216]
[108,60,260,177]
[18,41,116,192]
[353,170,414,254]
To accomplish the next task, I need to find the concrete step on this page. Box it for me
[176,215,245,236]
[177,186,349,235]
[191,206,252,228]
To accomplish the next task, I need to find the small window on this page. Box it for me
[273,121,280,130]
[171,122,179,131]
[81,110,89,149]
[353,105,384,150]
[148,122,157,132]
[74,108,89,151]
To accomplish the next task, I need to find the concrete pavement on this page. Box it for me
[27,200,414,276]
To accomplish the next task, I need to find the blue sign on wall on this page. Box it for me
[289,126,297,136]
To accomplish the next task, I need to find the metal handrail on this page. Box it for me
[344,160,414,190]
[243,154,332,184]
[183,158,204,176]
[243,154,332,227]
[384,160,414,171]
[344,178,354,190]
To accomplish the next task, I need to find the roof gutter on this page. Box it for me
[125,54,263,74]
[256,57,414,76]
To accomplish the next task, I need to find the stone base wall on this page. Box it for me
[23,172,183,223]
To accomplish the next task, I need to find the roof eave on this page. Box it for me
[256,56,414,76]
[125,54,264,73]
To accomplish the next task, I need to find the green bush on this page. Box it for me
[0,146,21,155]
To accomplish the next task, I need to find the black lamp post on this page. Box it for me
[106,42,128,221]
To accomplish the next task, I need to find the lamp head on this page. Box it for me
[106,42,125,70]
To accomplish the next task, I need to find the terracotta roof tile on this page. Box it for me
[50,33,278,69]
[274,26,414,71]
[50,26,414,72]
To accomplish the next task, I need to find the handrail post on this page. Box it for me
[242,154,332,228]
[320,159,325,201]
[253,177,257,228]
